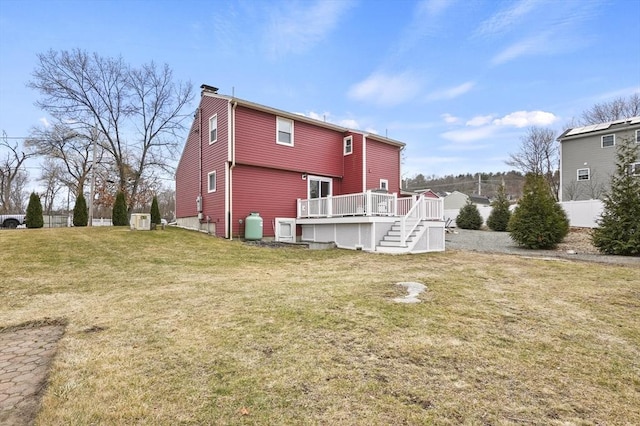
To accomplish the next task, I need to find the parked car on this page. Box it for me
[0,214,26,228]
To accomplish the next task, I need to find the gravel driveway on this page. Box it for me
[445,229,640,267]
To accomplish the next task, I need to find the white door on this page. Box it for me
[307,176,332,216]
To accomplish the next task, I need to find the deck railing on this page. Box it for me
[297,191,443,220]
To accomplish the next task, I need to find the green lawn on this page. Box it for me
[1,227,638,425]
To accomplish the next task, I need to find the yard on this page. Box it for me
[1,227,639,424]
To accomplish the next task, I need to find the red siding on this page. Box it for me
[176,94,404,239]
[231,164,309,237]
[234,107,344,180]
[175,95,230,236]
[341,132,363,194]
[365,137,401,193]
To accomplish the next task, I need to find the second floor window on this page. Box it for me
[344,136,353,155]
[577,168,590,181]
[277,117,293,146]
[601,134,615,148]
[209,115,217,144]
[379,179,389,191]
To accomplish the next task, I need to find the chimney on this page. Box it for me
[200,84,219,94]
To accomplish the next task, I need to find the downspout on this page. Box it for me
[228,100,237,240]
[362,133,367,192]
[198,107,203,221]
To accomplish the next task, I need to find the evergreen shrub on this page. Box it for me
[73,193,88,226]
[456,201,483,230]
[592,138,640,255]
[508,173,569,249]
[487,184,511,232]
[150,196,161,226]
[25,192,44,228]
[112,191,129,226]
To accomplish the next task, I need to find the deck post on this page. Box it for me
[366,190,372,216]
[327,195,333,217]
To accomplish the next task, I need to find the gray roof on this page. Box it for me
[558,116,640,141]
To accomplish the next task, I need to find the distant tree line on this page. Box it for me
[404,170,526,200]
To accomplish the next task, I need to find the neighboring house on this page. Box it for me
[442,191,469,210]
[469,194,490,206]
[557,116,640,202]
[175,85,444,253]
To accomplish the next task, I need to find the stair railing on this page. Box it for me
[399,195,426,246]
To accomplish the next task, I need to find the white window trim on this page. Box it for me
[209,114,218,144]
[207,170,217,193]
[276,116,294,147]
[601,134,615,148]
[379,179,389,191]
[343,135,353,155]
[631,162,640,176]
[307,175,332,199]
[577,168,590,181]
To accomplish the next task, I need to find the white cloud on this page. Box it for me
[475,0,542,37]
[466,115,493,126]
[427,81,475,101]
[265,0,355,57]
[492,110,557,127]
[39,117,50,127]
[441,113,459,124]
[419,0,455,17]
[348,71,423,107]
[491,33,554,65]
[441,125,498,143]
[339,118,360,129]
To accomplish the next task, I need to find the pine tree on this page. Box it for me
[73,193,88,226]
[487,183,511,232]
[112,191,129,226]
[508,173,569,249]
[591,137,640,255]
[456,200,483,230]
[25,192,44,228]
[150,196,161,226]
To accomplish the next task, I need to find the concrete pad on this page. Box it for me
[393,282,426,303]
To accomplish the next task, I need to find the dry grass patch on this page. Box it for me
[1,227,638,424]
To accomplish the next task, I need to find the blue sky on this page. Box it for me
[1,0,639,183]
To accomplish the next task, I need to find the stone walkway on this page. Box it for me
[0,321,66,426]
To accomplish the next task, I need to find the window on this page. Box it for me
[209,115,217,144]
[577,168,590,181]
[636,129,639,143]
[207,171,216,193]
[343,136,353,155]
[601,134,615,148]
[379,179,389,191]
[630,162,640,176]
[276,117,294,146]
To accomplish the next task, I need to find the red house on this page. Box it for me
[175,85,444,253]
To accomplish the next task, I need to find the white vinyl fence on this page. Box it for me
[559,200,603,228]
[445,200,603,229]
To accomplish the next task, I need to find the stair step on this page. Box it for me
[378,240,408,247]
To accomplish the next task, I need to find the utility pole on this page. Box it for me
[88,125,98,226]
[477,173,481,196]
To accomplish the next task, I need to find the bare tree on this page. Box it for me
[581,93,640,125]
[0,132,37,213]
[29,49,194,213]
[26,122,102,197]
[505,127,560,200]
[563,179,582,201]
[38,158,65,213]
